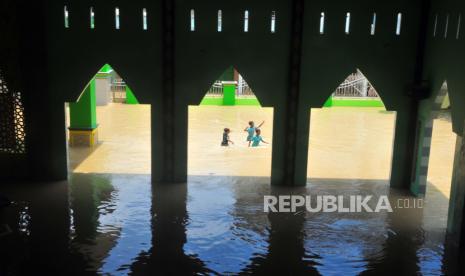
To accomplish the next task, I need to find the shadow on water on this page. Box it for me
[0,174,463,275]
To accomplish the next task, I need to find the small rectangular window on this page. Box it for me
[444,14,449,38]
[143,8,148,30]
[370,13,377,35]
[115,8,120,29]
[396,13,402,35]
[345,12,351,34]
[90,7,95,29]
[319,12,325,34]
[433,14,438,37]
[244,10,249,32]
[218,10,222,32]
[190,9,195,31]
[64,6,69,28]
[271,11,276,33]
[457,14,462,39]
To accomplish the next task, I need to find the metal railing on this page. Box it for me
[206,80,224,97]
[333,71,379,98]
[237,75,255,98]
[111,78,126,92]
[205,77,256,98]
[110,78,126,103]
[204,71,379,99]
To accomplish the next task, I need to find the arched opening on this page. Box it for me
[188,66,274,179]
[65,64,151,174]
[307,69,397,184]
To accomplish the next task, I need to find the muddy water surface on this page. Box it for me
[4,104,451,274]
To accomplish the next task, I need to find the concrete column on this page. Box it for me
[271,106,286,185]
[389,108,418,189]
[173,104,188,182]
[68,80,98,147]
[409,116,433,196]
[447,134,465,247]
[270,0,305,186]
[222,81,236,106]
[270,103,310,186]
[151,99,188,183]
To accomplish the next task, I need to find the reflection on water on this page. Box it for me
[184,177,270,274]
[0,106,460,274]
[0,174,461,275]
[69,174,152,275]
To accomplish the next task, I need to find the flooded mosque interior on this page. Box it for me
[1,0,465,275]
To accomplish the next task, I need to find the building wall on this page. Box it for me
[0,0,464,188]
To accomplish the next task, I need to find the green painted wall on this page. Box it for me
[199,97,223,105]
[322,97,385,107]
[222,83,236,106]
[200,96,261,106]
[329,98,385,108]
[126,86,139,104]
[69,80,97,130]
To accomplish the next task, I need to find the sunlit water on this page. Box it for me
[0,105,459,275]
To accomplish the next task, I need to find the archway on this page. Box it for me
[187,67,274,179]
[307,69,397,183]
[65,64,151,174]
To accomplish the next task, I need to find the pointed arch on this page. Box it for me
[72,64,139,105]
[321,69,386,109]
[198,66,262,107]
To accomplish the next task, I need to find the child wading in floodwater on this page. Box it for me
[251,128,269,147]
[244,120,264,146]
[221,128,234,146]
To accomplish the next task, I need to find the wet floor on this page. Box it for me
[0,105,461,275]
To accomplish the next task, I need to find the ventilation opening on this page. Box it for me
[190,9,195,31]
[189,67,274,179]
[64,6,69,28]
[143,8,148,30]
[319,12,325,34]
[90,7,95,29]
[345,12,351,34]
[217,10,222,32]
[370,13,377,35]
[457,14,462,39]
[115,7,120,30]
[271,11,276,33]
[396,13,402,35]
[244,10,249,32]
[307,69,396,184]
[65,64,151,175]
[444,14,449,38]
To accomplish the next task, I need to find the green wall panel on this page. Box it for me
[69,80,97,130]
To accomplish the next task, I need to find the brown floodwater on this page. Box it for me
[0,104,461,275]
